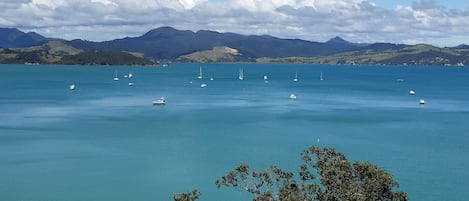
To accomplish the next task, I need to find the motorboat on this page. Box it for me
[419,99,425,105]
[153,97,166,105]
[409,90,416,95]
[289,93,297,99]
[70,84,76,90]
[200,83,207,88]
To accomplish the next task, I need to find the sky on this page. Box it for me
[1,0,468,47]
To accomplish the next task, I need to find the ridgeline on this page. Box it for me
[1,27,468,66]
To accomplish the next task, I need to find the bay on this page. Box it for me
[0,64,468,201]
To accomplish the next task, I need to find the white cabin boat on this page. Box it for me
[409,90,416,95]
[289,93,297,99]
[70,84,76,90]
[153,97,166,105]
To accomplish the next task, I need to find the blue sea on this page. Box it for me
[0,64,468,201]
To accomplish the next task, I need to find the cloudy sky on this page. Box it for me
[1,0,468,46]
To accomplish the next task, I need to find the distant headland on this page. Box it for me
[1,27,467,66]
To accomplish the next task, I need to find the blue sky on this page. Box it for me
[1,0,468,46]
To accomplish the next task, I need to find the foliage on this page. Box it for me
[0,48,156,65]
[60,51,156,65]
[0,50,47,64]
[173,189,201,201]
[216,146,408,201]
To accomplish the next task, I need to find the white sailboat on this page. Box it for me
[264,75,268,83]
[293,72,298,82]
[197,66,203,79]
[113,70,119,81]
[320,72,324,81]
[239,68,244,80]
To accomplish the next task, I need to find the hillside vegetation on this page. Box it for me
[256,43,468,66]
[1,26,469,66]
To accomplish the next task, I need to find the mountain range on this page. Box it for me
[1,26,468,66]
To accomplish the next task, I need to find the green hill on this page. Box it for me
[1,26,469,66]
[256,44,469,66]
[176,46,250,62]
[59,51,156,65]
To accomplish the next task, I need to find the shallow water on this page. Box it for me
[1,64,468,201]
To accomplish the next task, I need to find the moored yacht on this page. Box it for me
[289,93,297,99]
[153,97,166,105]
[198,66,203,79]
[293,72,298,82]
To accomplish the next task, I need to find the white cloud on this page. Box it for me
[0,0,468,46]
[91,0,118,7]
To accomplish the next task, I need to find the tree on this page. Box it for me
[173,189,200,201]
[216,146,408,201]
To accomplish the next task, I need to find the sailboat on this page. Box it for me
[264,75,268,83]
[293,72,298,82]
[197,66,203,79]
[113,70,119,81]
[239,68,244,80]
[320,72,324,81]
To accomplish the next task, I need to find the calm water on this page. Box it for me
[0,64,468,201]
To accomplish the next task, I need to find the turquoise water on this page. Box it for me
[0,64,468,201]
